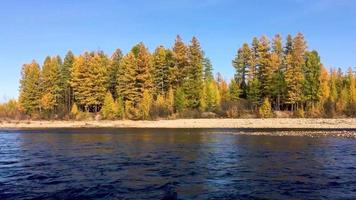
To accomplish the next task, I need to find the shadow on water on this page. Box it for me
[0,128,355,199]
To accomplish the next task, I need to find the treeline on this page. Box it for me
[17,36,224,120]
[2,34,355,120]
[232,33,356,117]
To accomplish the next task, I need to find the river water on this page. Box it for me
[0,129,355,199]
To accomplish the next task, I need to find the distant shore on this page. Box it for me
[0,118,355,129]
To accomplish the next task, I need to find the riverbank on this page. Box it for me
[0,118,355,129]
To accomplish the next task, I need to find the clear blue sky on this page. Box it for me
[1,0,356,101]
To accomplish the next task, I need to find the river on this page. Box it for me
[0,128,355,199]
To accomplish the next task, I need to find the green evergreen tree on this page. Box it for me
[61,51,75,113]
[108,49,123,98]
[232,43,251,98]
[203,57,214,82]
[184,36,204,109]
[303,50,321,107]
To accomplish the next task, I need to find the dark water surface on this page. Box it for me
[0,129,355,200]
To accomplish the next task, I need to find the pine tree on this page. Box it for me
[61,51,75,113]
[171,35,189,89]
[247,77,261,110]
[232,43,251,98]
[258,36,273,98]
[153,46,170,96]
[135,43,153,104]
[271,34,285,110]
[108,48,123,98]
[203,57,213,81]
[249,37,260,81]
[284,34,293,55]
[184,36,204,109]
[303,51,321,107]
[19,61,42,115]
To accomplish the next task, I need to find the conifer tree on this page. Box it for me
[61,51,75,113]
[303,51,321,107]
[135,43,153,103]
[19,61,42,115]
[203,57,213,81]
[271,34,285,110]
[184,36,204,109]
[174,87,186,113]
[258,36,273,98]
[108,49,123,98]
[285,33,306,110]
[247,77,261,110]
[71,52,109,112]
[228,79,240,102]
[232,43,251,98]
[117,52,137,103]
[171,35,189,88]
[153,46,170,96]
[40,56,62,113]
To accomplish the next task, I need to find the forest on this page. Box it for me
[0,33,355,120]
